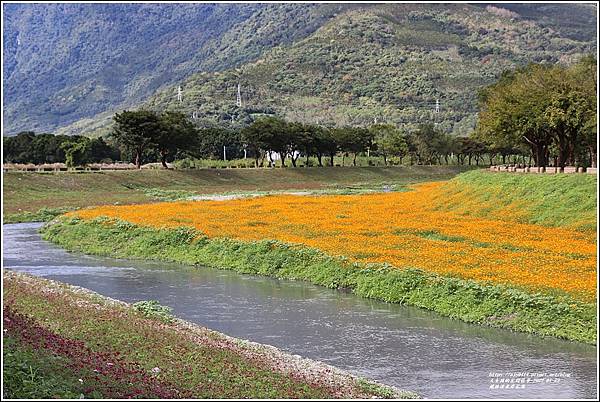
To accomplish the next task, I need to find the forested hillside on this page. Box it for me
[3,3,596,137]
[3,3,353,135]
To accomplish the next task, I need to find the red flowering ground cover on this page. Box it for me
[3,271,408,399]
[4,305,181,398]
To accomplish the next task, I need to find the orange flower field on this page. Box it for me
[71,182,597,302]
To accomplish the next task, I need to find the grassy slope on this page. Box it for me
[40,217,596,344]
[2,165,470,220]
[429,170,598,233]
[4,271,411,399]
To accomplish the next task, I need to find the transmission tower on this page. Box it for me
[236,83,242,107]
[433,99,441,127]
[177,86,183,103]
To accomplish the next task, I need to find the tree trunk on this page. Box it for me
[557,137,568,171]
[329,153,334,166]
[534,144,546,170]
[383,154,387,166]
[468,154,472,165]
[280,152,287,167]
[268,152,275,167]
[160,150,168,169]
[567,142,575,166]
[317,152,323,167]
[352,153,357,166]
[135,148,142,169]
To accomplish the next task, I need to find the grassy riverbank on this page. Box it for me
[3,166,470,222]
[430,170,597,233]
[3,271,414,399]
[40,217,596,344]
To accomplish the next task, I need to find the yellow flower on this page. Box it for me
[71,182,597,302]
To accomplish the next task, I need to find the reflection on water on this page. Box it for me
[2,222,597,399]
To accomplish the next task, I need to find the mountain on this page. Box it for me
[3,3,597,137]
[3,2,355,135]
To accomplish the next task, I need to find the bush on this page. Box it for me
[132,300,174,323]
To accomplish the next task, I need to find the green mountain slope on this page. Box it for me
[4,3,596,137]
[3,3,354,135]
[58,3,596,138]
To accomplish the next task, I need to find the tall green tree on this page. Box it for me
[3,132,36,163]
[241,117,290,167]
[476,58,597,169]
[370,124,408,165]
[313,126,338,167]
[408,124,445,165]
[155,111,198,168]
[112,110,161,169]
[476,65,553,168]
[196,127,244,160]
[544,56,597,169]
[241,118,274,167]
[60,139,91,168]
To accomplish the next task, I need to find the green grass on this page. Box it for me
[4,271,413,399]
[2,336,93,399]
[436,170,597,232]
[141,188,199,202]
[3,207,78,224]
[3,165,471,222]
[40,217,596,344]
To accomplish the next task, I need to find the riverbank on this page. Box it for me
[431,170,597,233]
[40,217,596,344]
[3,270,416,399]
[3,165,471,223]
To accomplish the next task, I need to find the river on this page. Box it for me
[2,222,597,398]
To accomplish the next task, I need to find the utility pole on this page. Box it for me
[223,145,227,161]
[236,83,242,107]
[177,86,183,103]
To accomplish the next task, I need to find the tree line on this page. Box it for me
[4,57,595,170]
[476,56,597,170]
[0,116,541,169]
[107,111,503,168]
[3,132,120,167]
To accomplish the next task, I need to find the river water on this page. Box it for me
[2,223,597,398]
